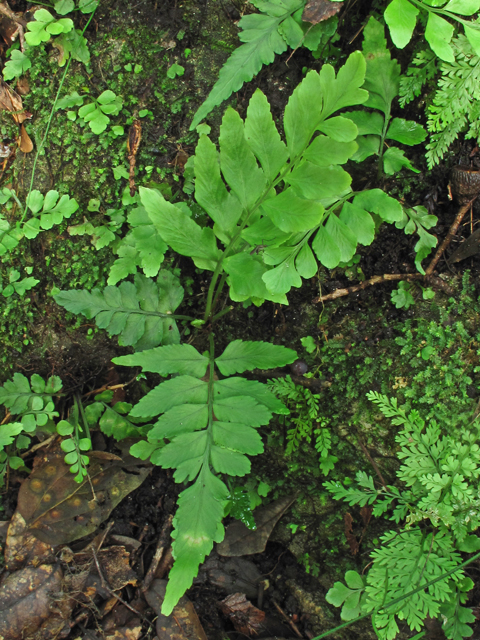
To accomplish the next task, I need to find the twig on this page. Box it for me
[354,435,387,489]
[91,547,151,624]
[82,374,138,398]
[20,434,56,458]
[313,197,477,304]
[0,2,25,51]
[313,273,423,303]
[142,515,173,592]
[425,197,477,276]
[272,599,304,638]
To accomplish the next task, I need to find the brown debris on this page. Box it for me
[19,122,33,153]
[15,449,149,546]
[302,0,342,24]
[145,579,208,640]
[219,593,266,637]
[127,119,142,197]
[0,77,29,123]
[344,512,359,555]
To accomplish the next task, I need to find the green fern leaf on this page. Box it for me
[116,339,293,613]
[189,4,304,130]
[54,271,184,350]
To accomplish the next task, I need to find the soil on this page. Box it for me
[2,0,480,639]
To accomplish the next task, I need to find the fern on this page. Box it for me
[24,190,79,238]
[114,339,294,615]
[426,35,480,167]
[399,47,438,107]
[190,0,339,129]
[54,270,185,350]
[325,392,480,639]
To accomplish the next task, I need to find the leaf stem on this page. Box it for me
[20,7,97,224]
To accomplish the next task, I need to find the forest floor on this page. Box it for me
[1,0,480,639]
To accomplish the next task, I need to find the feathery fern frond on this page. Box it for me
[114,339,295,614]
[54,271,184,351]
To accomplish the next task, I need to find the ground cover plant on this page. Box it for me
[2,0,480,638]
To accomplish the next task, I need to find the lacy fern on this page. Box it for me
[114,339,295,615]
[325,392,480,639]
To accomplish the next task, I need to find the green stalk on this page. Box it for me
[20,7,97,223]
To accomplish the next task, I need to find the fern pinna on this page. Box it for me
[113,339,295,614]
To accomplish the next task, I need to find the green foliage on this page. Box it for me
[67,207,126,251]
[0,374,62,487]
[384,0,480,62]
[142,53,408,305]
[3,50,32,80]
[167,63,185,79]
[344,17,426,176]
[24,189,79,239]
[57,90,123,134]
[268,375,337,474]
[114,339,294,615]
[25,9,74,47]
[395,207,437,274]
[425,35,480,167]
[54,270,185,351]
[190,0,338,129]
[325,393,480,639]
[0,268,39,298]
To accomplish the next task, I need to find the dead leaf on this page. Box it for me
[18,123,33,153]
[74,545,137,595]
[0,78,29,123]
[449,227,480,263]
[302,0,342,24]
[217,494,298,557]
[196,553,261,599]
[359,505,373,527]
[145,579,208,640]
[16,450,150,546]
[344,512,359,555]
[0,563,65,640]
[16,77,30,96]
[219,593,266,637]
[102,602,146,640]
[4,511,55,571]
[127,120,142,196]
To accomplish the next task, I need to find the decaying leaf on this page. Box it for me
[145,579,208,640]
[16,449,149,546]
[219,593,266,637]
[0,563,67,640]
[102,601,146,640]
[19,122,33,153]
[344,512,359,555]
[4,511,55,571]
[301,0,342,24]
[196,553,261,599]
[0,78,29,123]
[74,545,137,595]
[127,119,142,196]
[217,494,297,557]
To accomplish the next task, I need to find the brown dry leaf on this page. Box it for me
[4,511,55,571]
[127,119,142,196]
[0,563,66,640]
[219,593,266,637]
[102,602,146,640]
[302,0,342,24]
[359,505,373,527]
[0,77,28,123]
[74,546,137,595]
[344,512,359,555]
[217,494,298,557]
[16,450,149,546]
[145,579,208,640]
[197,553,261,599]
[18,123,33,153]
[16,77,30,95]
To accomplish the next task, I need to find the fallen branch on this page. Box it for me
[0,2,25,51]
[313,197,477,304]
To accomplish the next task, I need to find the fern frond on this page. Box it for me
[114,339,294,613]
[190,1,305,130]
[54,271,184,351]
[426,35,480,167]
